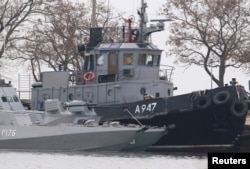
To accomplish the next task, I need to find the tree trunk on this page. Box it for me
[218,57,226,87]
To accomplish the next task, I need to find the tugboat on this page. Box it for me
[0,79,167,151]
[30,0,249,151]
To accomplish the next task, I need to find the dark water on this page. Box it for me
[0,151,207,169]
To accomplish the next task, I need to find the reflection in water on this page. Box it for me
[0,151,207,169]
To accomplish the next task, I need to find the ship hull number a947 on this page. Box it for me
[134,102,157,114]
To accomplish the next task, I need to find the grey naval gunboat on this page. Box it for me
[30,0,249,151]
[0,80,167,151]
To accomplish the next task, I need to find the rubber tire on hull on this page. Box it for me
[230,100,248,118]
[213,91,231,105]
[194,95,211,110]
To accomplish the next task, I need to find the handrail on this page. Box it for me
[159,65,175,82]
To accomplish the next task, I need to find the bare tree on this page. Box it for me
[161,0,250,87]
[0,0,37,59]
[11,0,120,81]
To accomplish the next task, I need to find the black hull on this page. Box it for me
[94,85,249,149]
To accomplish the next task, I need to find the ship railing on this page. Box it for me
[159,65,175,82]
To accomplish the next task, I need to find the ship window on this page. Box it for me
[97,54,105,66]
[138,54,154,66]
[123,53,133,65]
[9,97,13,102]
[154,55,160,66]
[1,96,15,102]
[13,95,19,102]
[138,54,146,65]
[6,96,13,102]
[146,55,153,65]
[1,96,7,102]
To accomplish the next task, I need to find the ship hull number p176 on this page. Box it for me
[1,129,16,137]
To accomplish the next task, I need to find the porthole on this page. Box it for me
[107,89,113,96]
[140,87,146,95]
[68,93,74,101]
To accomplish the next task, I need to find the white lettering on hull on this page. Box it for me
[135,102,157,113]
[1,129,16,137]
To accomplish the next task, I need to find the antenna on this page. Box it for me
[137,0,173,42]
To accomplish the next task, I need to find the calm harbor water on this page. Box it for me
[0,151,207,169]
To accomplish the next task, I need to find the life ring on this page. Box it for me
[83,72,95,81]
[230,100,248,118]
[212,91,231,105]
[194,95,211,110]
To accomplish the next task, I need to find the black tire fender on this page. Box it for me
[245,100,250,110]
[230,100,248,118]
[194,95,211,110]
[213,91,231,105]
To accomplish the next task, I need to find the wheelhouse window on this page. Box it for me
[154,55,160,66]
[138,54,153,65]
[1,96,14,102]
[1,96,7,102]
[7,96,13,102]
[96,54,105,66]
[13,95,19,102]
[138,54,160,66]
[123,53,133,65]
